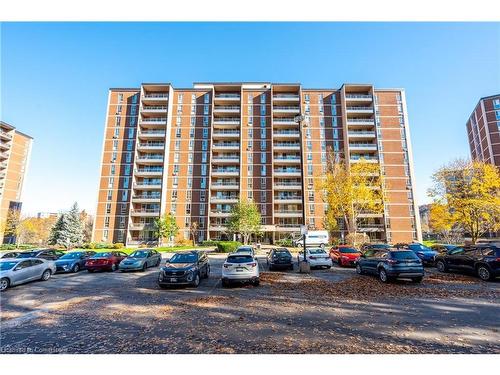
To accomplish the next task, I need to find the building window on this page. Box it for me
[174,153,180,163]
[103,230,108,241]
[176,128,181,138]
[201,164,207,176]
[204,93,210,104]
[261,140,266,150]
[261,165,266,176]
[123,177,130,189]
[203,128,209,138]
[200,191,206,201]
[203,116,209,126]
[260,117,266,127]
[200,203,206,215]
[202,152,208,163]
[107,190,112,201]
[261,152,266,163]
[108,177,114,188]
[308,191,315,202]
[201,177,207,189]
[187,165,193,175]
[122,190,128,201]
[126,140,133,151]
[190,128,195,138]
[189,140,194,150]
[186,204,191,215]
[260,128,266,139]
[106,203,111,214]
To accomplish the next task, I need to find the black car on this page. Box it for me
[267,248,293,271]
[356,248,424,283]
[435,245,500,281]
[158,251,210,288]
[17,249,65,261]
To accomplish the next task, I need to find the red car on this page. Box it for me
[85,251,128,272]
[329,245,361,267]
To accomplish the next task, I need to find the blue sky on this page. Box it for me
[1,22,499,215]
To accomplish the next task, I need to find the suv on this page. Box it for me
[396,243,438,266]
[434,245,500,281]
[17,249,65,261]
[356,248,424,283]
[158,251,210,288]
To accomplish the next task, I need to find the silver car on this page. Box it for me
[0,258,56,291]
[119,249,162,271]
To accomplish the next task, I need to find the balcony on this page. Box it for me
[347,118,375,126]
[274,210,303,218]
[140,117,167,125]
[346,106,373,114]
[131,194,161,203]
[142,93,168,102]
[138,130,166,139]
[209,224,228,231]
[273,106,300,114]
[141,105,168,113]
[130,209,161,217]
[274,224,302,232]
[212,130,240,139]
[274,155,301,164]
[274,196,303,204]
[210,210,232,217]
[137,142,165,151]
[349,143,378,151]
[0,132,12,141]
[0,152,9,160]
[273,94,300,101]
[357,223,385,232]
[348,130,376,139]
[213,118,240,126]
[129,223,156,231]
[274,183,302,190]
[273,130,300,139]
[212,155,240,164]
[212,142,240,150]
[133,182,162,189]
[358,212,384,218]
[274,142,300,151]
[211,182,239,190]
[0,142,10,151]
[345,94,372,102]
[213,106,240,114]
[135,155,164,164]
[274,168,301,177]
[214,94,240,101]
[350,156,379,163]
[134,168,163,177]
[273,118,297,125]
[212,168,240,177]
[210,196,239,204]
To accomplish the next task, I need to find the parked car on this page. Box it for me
[119,249,161,272]
[235,245,255,257]
[222,253,259,287]
[430,243,459,255]
[404,243,438,265]
[267,247,293,270]
[434,244,500,281]
[17,249,65,261]
[360,243,391,253]
[356,248,424,283]
[297,247,333,269]
[0,258,56,291]
[293,230,329,249]
[329,245,361,267]
[55,251,96,273]
[85,251,128,272]
[0,251,22,259]
[158,251,209,288]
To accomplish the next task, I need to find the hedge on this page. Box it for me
[275,239,293,247]
[215,241,243,253]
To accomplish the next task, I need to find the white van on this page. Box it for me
[293,230,329,249]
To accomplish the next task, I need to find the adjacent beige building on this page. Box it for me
[0,121,33,244]
[93,83,421,246]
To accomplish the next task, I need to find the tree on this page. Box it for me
[428,202,461,243]
[189,221,199,245]
[80,210,94,243]
[3,209,21,246]
[154,214,179,246]
[227,199,262,245]
[320,157,385,246]
[48,203,84,249]
[428,159,500,244]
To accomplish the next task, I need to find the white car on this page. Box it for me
[234,245,255,257]
[0,258,56,291]
[222,253,260,287]
[297,247,333,269]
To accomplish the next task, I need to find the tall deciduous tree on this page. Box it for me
[227,199,262,245]
[320,157,385,246]
[428,159,500,244]
[154,214,179,246]
[428,203,459,243]
[3,209,21,245]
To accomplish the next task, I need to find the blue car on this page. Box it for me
[55,251,96,273]
[405,243,438,265]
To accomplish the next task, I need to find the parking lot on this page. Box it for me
[1,252,499,354]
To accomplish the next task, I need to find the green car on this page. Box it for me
[119,249,161,271]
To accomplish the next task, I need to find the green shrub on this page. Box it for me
[275,239,293,247]
[216,241,242,253]
[113,243,125,249]
[201,240,219,247]
[0,244,36,250]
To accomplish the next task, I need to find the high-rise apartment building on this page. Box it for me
[0,121,33,244]
[466,94,500,167]
[93,83,421,246]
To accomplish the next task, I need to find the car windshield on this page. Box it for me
[129,251,149,258]
[0,261,18,270]
[409,244,432,251]
[227,255,253,263]
[340,248,359,254]
[308,248,326,254]
[93,252,111,258]
[59,252,82,259]
[236,247,252,252]
[274,250,291,256]
[169,253,197,263]
[17,252,36,258]
[390,251,419,260]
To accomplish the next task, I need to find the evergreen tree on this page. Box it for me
[48,203,84,249]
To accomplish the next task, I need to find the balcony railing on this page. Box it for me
[143,94,168,99]
[273,118,297,123]
[274,142,300,148]
[348,118,375,123]
[213,118,240,123]
[348,131,376,136]
[140,118,167,123]
[213,130,240,136]
[214,106,240,111]
[275,168,301,173]
[273,106,300,111]
[132,194,161,199]
[138,143,165,148]
[273,94,300,99]
[136,168,163,173]
[346,106,373,111]
[213,142,240,148]
[215,94,240,99]
[345,94,372,99]
[273,131,300,136]
[142,106,167,111]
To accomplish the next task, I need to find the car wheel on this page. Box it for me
[253,278,260,287]
[111,264,117,272]
[156,258,161,267]
[477,265,492,281]
[205,265,210,278]
[191,273,200,287]
[378,269,389,283]
[142,263,147,272]
[412,277,423,283]
[41,269,52,281]
[72,264,80,273]
[436,260,447,273]
[356,264,363,275]
[0,277,10,291]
